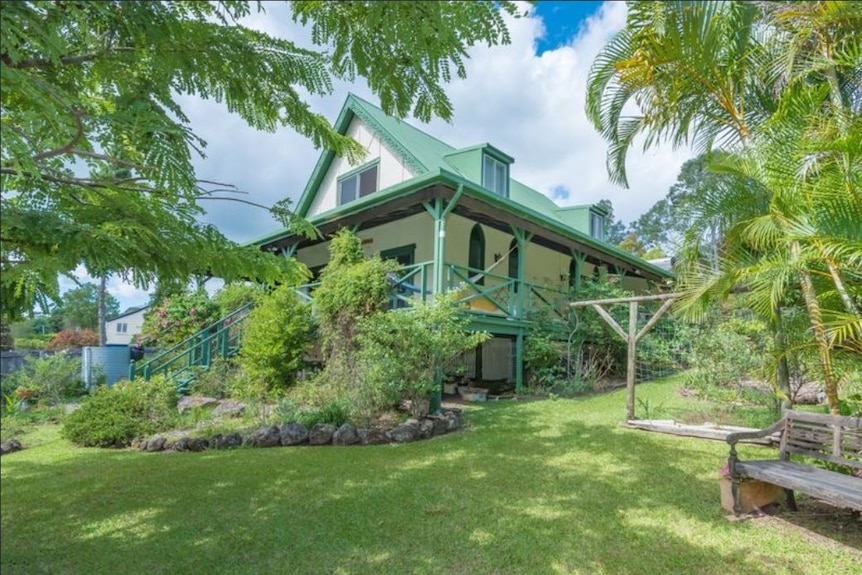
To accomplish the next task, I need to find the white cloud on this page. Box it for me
[79,1,694,309]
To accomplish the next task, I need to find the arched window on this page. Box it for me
[508,238,519,293]
[468,224,485,285]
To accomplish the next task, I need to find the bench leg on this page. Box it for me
[784,488,797,512]
[731,477,741,516]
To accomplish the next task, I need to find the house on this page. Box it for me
[253,94,673,392]
[105,306,148,345]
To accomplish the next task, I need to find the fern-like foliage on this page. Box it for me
[0,1,520,318]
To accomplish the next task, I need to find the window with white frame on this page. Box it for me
[482,154,508,197]
[590,212,605,240]
[116,323,128,334]
[338,162,378,205]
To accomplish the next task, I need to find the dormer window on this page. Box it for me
[482,154,508,197]
[590,211,605,240]
[338,161,379,205]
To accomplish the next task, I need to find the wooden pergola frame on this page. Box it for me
[571,293,680,420]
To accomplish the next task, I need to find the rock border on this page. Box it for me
[0,438,24,456]
[132,408,464,453]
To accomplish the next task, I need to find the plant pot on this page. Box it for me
[718,477,784,513]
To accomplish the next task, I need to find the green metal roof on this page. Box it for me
[254,94,672,279]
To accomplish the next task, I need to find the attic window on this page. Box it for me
[338,161,379,205]
[482,155,508,197]
[590,211,605,240]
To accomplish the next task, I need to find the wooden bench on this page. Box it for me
[726,411,862,515]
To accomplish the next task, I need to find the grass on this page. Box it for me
[1,376,859,575]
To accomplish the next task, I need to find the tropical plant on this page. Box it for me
[586,0,862,413]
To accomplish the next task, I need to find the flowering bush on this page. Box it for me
[140,289,220,346]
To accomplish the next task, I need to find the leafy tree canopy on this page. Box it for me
[58,282,120,331]
[594,199,628,246]
[0,0,520,320]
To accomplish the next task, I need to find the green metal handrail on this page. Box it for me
[129,302,253,382]
[292,260,570,323]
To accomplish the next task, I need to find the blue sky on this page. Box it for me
[533,1,605,53]
[64,1,692,312]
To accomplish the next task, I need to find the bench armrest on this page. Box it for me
[726,418,785,446]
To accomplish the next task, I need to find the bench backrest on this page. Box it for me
[780,411,862,470]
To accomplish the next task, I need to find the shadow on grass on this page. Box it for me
[1,399,857,575]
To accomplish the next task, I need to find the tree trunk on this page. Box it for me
[792,243,839,414]
[772,308,792,412]
[98,275,107,346]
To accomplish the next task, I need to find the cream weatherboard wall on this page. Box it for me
[105,307,148,345]
[306,117,415,218]
[295,213,434,286]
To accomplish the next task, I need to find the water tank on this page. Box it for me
[82,345,132,387]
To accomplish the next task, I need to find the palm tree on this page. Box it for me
[586,1,861,413]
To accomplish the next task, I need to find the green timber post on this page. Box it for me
[423,185,463,413]
[571,250,586,294]
[510,226,532,394]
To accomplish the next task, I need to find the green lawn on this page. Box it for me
[1,378,859,575]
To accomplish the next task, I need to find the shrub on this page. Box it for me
[189,357,239,399]
[45,329,99,350]
[2,352,85,405]
[275,396,349,428]
[140,289,220,346]
[356,292,489,418]
[238,285,315,395]
[62,376,178,447]
[213,282,264,316]
[684,314,772,402]
[12,336,50,350]
[313,228,396,374]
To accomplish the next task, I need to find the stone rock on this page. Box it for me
[358,428,390,445]
[252,425,281,448]
[390,422,419,443]
[430,417,450,437]
[444,411,461,431]
[173,437,190,452]
[187,437,209,452]
[223,432,243,449]
[794,382,824,405]
[418,419,434,439]
[177,396,220,414]
[333,423,359,446]
[210,432,242,449]
[145,436,166,452]
[0,438,23,456]
[280,423,309,446]
[131,436,146,450]
[213,400,247,418]
[309,423,336,445]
